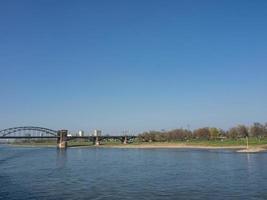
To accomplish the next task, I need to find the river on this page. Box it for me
[0,145,266,200]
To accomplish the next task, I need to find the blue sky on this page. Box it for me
[0,0,267,134]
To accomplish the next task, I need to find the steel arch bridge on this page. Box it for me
[0,126,58,139]
[0,126,138,148]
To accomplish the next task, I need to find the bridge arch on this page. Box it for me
[0,126,58,137]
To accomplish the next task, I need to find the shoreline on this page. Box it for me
[6,143,267,152]
[100,144,267,152]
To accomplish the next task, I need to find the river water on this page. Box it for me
[0,145,266,200]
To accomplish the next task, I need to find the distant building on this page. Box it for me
[93,130,101,137]
[67,133,72,137]
[78,130,84,137]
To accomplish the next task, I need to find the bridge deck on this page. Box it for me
[0,136,58,139]
[0,136,137,139]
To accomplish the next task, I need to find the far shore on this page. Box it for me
[6,142,267,153]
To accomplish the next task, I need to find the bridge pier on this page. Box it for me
[57,130,68,149]
[122,136,128,144]
[94,136,100,146]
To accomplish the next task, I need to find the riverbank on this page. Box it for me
[100,143,267,152]
[8,142,267,152]
[15,144,267,152]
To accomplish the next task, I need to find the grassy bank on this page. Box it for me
[173,137,267,146]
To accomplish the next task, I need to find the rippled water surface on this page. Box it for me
[0,145,267,200]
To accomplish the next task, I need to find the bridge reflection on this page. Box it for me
[56,148,68,168]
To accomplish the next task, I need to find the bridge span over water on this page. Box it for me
[0,126,137,148]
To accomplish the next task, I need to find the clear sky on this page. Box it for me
[0,0,267,134]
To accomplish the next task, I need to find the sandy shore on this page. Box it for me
[8,143,267,152]
[100,143,267,152]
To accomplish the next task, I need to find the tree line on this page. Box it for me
[137,122,267,142]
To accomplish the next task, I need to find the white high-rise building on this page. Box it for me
[78,130,84,137]
[93,130,101,137]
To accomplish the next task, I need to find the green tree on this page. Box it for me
[209,128,219,139]
[250,122,265,138]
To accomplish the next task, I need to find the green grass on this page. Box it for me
[185,137,267,146]
[67,141,94,147]
[129,137,267,146]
